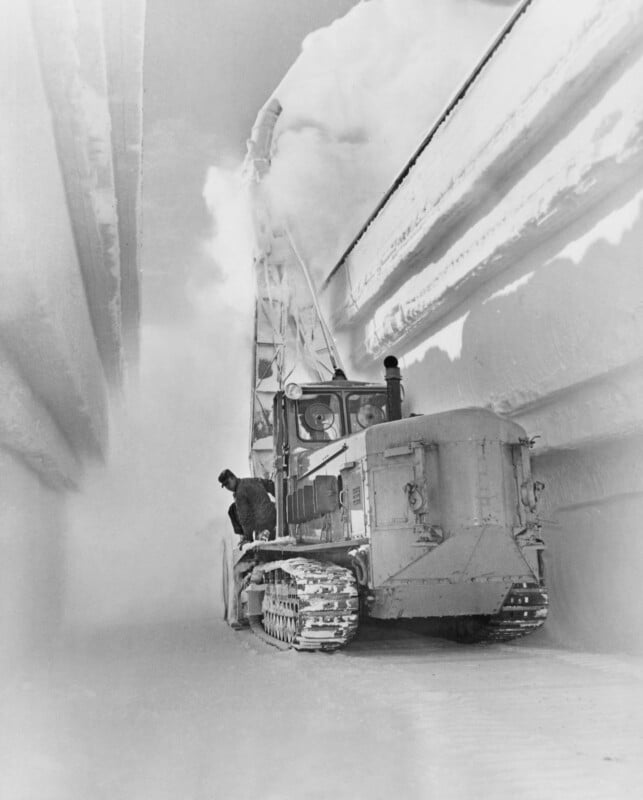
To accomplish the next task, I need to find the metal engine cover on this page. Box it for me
[362,408,541,619]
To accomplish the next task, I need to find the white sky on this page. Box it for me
[142,0,359,325]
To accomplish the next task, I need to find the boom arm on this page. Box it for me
[244,98,344,477]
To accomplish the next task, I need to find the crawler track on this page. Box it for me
[256,558,359,651]
[450,582,549,643]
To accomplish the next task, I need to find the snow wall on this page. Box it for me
[0,0,144,668]
[322,0,643,653]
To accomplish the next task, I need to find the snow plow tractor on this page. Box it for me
[223,357,548,651]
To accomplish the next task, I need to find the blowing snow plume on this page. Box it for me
[64,159,258,632]
[263,0,519,284]
[201,164,256,318]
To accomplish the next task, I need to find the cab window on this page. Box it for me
[347,393,388,432]
[296,393,343,442]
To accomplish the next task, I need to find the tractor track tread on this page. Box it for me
[451,582,549,643]
[256,558,359,652]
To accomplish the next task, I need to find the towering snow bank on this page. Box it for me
[1,0,144,663]
[262,0,517,287]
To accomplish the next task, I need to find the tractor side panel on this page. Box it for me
[363,410,542,619]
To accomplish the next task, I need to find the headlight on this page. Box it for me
[285,382,303,400]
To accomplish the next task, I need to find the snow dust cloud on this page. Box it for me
[201,164,256,315]
[65,166,257,631]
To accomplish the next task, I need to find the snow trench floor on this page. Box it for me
[1,620,642,800]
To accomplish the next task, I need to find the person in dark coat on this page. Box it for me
[219,468,276,545]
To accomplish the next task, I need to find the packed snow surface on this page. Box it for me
[2,622,642,800]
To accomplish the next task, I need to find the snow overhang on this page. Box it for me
[30,0,145,384]
[323,0,643,361]
[0,1,144,486]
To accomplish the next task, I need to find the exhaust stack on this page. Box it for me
[384,355,402,421]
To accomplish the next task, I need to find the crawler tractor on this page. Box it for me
[223,357,548,650]
[223,80,548,650]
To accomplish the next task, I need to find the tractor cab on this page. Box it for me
[270,377,392,537]
[270,358,404,537]
[288,383,389,444]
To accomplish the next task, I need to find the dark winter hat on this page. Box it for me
[218,468,236,487]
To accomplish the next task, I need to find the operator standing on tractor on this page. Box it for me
[218,468,276,545]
